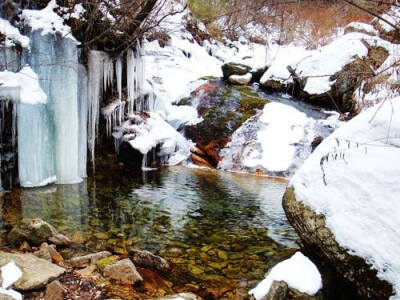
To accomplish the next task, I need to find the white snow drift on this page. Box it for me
[291,98,400,299]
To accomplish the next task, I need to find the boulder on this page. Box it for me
[283,188,393,299]
[103,259,143,285]
[130,250,171,273]
[0,252,65,291]
[69,251,112,268]
[44,280,67,300]
[181,80,268,166]
[222,62,251,79]
[7,218,71,247]
[228,73,252,85]
[260,280,321,300]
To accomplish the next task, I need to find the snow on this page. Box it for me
[219,99,341,176]
[229,73,252,85]
[21,0,76,41]
[260,44,310,85]
[249,252,322,300]
[0,19,30,48]
[256,103,313,172]
[345,22,378,36]
[375,6,400,32]
[0,261,22,300]
[291,98,400,299]
[125,113,193,167]
[292,32,369,95]
[0,66,47,104]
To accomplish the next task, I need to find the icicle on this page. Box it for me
[103,57,114,93]
[116,57,122,102]
[127,49,135,115]
[141,153,147,170]
[88,51,106,167]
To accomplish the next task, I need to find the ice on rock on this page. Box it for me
[78,64,88,178]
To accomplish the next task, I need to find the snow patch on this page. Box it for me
[21,0,76,41]
[0,19,30,48]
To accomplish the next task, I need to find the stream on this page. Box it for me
[0,155,298,298]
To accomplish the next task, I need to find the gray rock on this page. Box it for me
[7,218,71,247]
[69,251,112,268]
[103,259,142,285]
[283,187,393,299]
[260,280,321,300]
[0,252,65,291]
[130,249,171,273]
[45,280,66,300]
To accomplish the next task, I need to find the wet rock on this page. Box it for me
[69,251,112,268]
[222,62,251,79]
[130,249,171,273]
[0,252,65,291]
[7,218,71,247]
[311,136,323,152]
[45,280,67,300]
[283,187,393,299]
[263,280,288,300]
[228,73,252,85]
[103,259,143,285]
[151,293,203,300]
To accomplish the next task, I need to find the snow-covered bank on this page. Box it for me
[219,99,341,176]
[249,252,322,300]
[288,98,400,299]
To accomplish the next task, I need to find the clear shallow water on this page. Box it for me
[0,158,298,297]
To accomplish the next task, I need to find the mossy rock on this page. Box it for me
[97,256,119,273]
[7,218,57,247]
[222,62,251,79]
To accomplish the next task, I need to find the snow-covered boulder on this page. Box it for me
[228,73,252,85]
[222,62,251,79]
[219,101,340,176]
[249,252,322,300]
[283,98,400,299]
[260,45,310,92]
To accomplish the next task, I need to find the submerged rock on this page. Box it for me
[0,252,65,290]
[7,218,71,247]
[130,250,171,273]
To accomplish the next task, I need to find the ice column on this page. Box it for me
[18,102,56,187]
[28,30,81,184]
[78,64,88,178]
